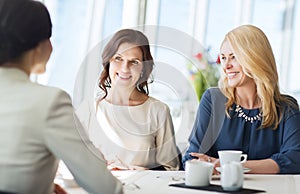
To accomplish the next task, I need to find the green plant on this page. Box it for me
[187,51,220,101]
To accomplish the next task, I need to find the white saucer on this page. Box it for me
[216,167,251,173]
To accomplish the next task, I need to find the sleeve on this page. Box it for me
[155,104,180,171]
[43,90,123,194]
[271,108,300,174]
[182,89,213,168]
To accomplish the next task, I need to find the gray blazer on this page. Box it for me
[0,68,123,194]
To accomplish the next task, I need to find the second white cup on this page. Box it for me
[218,150,247,167]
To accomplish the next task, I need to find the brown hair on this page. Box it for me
[98,29,154,100]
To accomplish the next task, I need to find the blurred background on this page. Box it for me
[37,0,299,146]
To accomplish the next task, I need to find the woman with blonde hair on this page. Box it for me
[183,25,300,174]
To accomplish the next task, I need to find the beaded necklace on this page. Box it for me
[235,104,262,123]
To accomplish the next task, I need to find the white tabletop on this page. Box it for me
[65,170,300,194]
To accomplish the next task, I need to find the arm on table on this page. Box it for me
[243,159,279,174]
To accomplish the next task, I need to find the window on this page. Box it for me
[39,0,92,95]
[287,0,300,94]
[40,0,300,147]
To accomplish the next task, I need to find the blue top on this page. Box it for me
[182,88,300,174]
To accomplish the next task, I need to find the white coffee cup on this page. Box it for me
[185,160,213,186]
[218,150,247,167]
[221,161,244,191]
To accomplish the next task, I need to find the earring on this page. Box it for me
[137,71,144,92]
[137,84,142,92]
[104,78,111,88]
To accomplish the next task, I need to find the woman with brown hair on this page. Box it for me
[79,29,179,171]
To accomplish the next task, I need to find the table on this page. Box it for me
[65,171,300,194]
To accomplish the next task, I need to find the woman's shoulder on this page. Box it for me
[280,94,300,115]
[147,96,167,104]
[201,87,226,104]
[147,96,170,111]
[21,83,73,116]
[206,87,224,97]
[32,83,70,100]
[3,67,69,99]
[281,94,299,106]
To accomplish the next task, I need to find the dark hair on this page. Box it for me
[0,0,52,64]
[99,29,154,100]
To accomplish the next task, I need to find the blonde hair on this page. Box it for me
[219,25,287,129]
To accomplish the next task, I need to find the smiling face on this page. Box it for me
[109,42,143,90]
[220,40,254,89]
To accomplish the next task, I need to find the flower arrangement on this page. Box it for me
[187,48,220,101]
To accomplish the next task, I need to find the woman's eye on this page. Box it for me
[114,56,122,62]
[131,60,140,65]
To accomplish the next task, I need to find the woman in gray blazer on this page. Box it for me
[0,0,123,193]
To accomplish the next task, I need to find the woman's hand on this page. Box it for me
[190,152,220,175]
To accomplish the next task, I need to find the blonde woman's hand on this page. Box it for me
[190,152,220,175]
